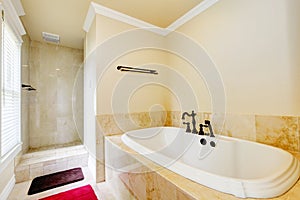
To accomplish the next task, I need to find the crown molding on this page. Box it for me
[167,0,219,31]
[11,0,25,16]
[83,0,219,36]
[83,2,169,36]
[0,0,26,39]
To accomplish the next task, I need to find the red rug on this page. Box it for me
[39,185,98,200]
[28,168,84,195]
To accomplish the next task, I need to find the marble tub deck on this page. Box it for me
[106,135,300,200]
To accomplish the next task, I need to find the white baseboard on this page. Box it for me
[0,175,15,200]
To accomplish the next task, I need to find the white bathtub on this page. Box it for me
[121,127,300,198]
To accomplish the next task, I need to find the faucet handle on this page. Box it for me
[204,120,215,138]
[199,124,205,135]
[183,122,191,133]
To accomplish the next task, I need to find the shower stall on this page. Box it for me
[15,36,87,183]
[22,38,84,152]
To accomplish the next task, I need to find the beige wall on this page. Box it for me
[97,49,170,114]
[0,161,14,198]
[95,14,136,46]
[29,41,84,149]
[86,13,227,116]
[85,1,300,180]
[84,14,169,182]
[90,14,212,115]
[85,14,136,57]
[85,14,170,115]
[86,0,300,117]
[175,0,300,116]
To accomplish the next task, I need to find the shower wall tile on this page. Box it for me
[256,115,299,152]
[21,35,31,153]
[29,41,83,149]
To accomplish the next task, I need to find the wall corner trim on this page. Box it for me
[83,0,219,35]
[0,175,15,200]
[83,2,96,33]
[88,154,97,183]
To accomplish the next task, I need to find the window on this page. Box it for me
[0,20,21,157]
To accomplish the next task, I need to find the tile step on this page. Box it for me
[15,145,89,183]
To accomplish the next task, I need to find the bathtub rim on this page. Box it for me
[121,127,297,182]
[121,126,300,198]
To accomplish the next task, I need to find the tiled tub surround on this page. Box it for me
[15,145,88,183]
[95,111,167,182]
[29,41,83,148]
[105,135,300,200]
[96,111,167,136]
[165,111,300,153]
[96,111,300,187]
[97,111,300,153]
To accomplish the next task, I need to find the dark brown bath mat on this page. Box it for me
[28,167,84,195]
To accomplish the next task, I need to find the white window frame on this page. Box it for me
[0,0,25,174]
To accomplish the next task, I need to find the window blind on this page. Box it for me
[1,21,21,157]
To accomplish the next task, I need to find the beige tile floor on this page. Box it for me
[8,167,102,200]
[8,167,135,200]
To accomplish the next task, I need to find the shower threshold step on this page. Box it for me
[15,145,89,183]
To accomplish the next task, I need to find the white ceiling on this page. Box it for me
[20,0,204,49]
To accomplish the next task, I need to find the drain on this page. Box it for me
[200,138,207,145]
